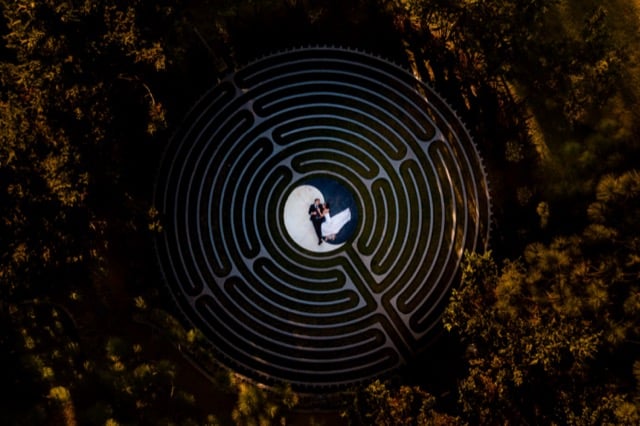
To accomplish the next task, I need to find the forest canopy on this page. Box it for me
[1,0,639,424]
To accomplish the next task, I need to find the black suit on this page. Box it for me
[309,203,325,242]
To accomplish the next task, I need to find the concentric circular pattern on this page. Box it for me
[155,47,491,391]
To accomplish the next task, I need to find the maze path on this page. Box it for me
[154,47,491,390]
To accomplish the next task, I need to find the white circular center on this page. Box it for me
[283,185,345,253]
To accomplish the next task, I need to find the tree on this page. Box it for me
[0,1,206,423]
[443,170,640,424]
[342,379,460,426]
[229,377,299,426]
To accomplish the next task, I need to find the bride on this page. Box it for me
[321,203,351,241]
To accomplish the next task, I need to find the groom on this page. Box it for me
[308,198,325,245]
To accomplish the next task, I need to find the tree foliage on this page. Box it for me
[0,0,170,297]
[342,379,460,426]
[0,0,209,423]
[443,170,640,424]
[230,377,299,426]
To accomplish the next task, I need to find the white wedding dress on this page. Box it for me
[321,208,351,237]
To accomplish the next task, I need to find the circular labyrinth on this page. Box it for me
[155,47,491,391]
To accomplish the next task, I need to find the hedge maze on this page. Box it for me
[154,47,491,391]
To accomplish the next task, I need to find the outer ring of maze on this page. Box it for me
[154,47,491,390]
